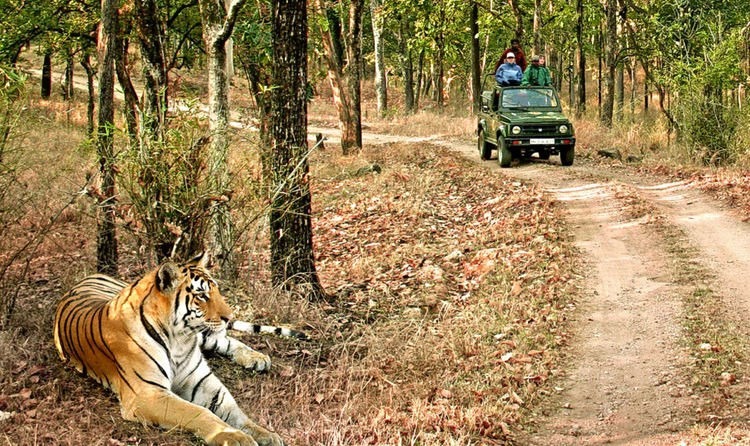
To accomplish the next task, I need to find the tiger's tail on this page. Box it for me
[228,320,309,341]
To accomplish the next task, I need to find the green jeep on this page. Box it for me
[477,76,575,167]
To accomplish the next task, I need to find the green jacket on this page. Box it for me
[521,65,552,87]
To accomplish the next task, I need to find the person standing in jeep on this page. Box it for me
[495,53,523,86]
[521,55,552,87]
[494,39,527,73]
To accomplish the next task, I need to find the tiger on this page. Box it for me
[53,253,300,446]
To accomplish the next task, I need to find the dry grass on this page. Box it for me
[573,113,671,162]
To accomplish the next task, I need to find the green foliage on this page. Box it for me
[235,1,273,92]
[663,23,746,165]
[0,0,98,64]
[118,110,227,262]
[0,66,25,161]
[0,65,27,327]
[674,87,741,165]
[628,0,749,165]
[165,0,203,70]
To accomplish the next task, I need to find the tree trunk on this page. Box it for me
[615,61,624,122]
[398,18,415,113]
[81,54,96,138]
[346,0,363,148]
[63,52,74,100]
[600,8,616,127]
[114,20,140,143]
[532,0,541,55]
[370,0,387,116]
[470,1,480,113]
[415,48,424,110]
[97,0,119,276]
[508,0,524,41]
[433,5,445,107]
[575,0,586,116]
[41,52,52,99]
[316,0,360,155]
[270,0,325,301]
[198,0,246,273]
[629,59,636,122]
[133,0,168,139]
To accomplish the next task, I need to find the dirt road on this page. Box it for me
[437,140,750,445]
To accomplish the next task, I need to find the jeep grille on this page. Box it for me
[520,124,559,135]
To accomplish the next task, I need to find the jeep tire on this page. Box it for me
[478,129,493,161]
[498,138,512,168]
[560,145,575,166]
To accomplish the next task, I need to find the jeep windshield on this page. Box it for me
[501,87,559,110]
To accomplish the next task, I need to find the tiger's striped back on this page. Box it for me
[53,274,129,389]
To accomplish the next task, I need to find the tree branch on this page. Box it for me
[216,0,247,45]
[168,0,199,27]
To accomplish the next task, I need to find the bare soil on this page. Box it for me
[439,141,750,445]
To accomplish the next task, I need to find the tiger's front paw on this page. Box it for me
[254,431,284,446]
[233,347,271,371]
[244,424,284,446]
[208,429,258,446]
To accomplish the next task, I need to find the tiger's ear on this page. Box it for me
[186,252,212,269]
[156,262,181,293]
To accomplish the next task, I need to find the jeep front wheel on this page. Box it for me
[478,129,493,161]
[560,145,575,166]
[498,138,512,168]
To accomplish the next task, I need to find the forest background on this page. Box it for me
[1,0,750,444]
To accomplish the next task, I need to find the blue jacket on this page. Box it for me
[495,63,523,86]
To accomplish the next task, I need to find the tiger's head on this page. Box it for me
[152,252,233,334]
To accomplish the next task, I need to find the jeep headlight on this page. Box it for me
[511,126,521,135]
[559,124,568,134]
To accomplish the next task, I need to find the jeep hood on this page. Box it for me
[500,110,570,123]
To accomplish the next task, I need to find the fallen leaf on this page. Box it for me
[510,281,523,296]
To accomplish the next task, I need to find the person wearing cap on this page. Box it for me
[494,39,527,73]
[495,53,523,86]
[521,55,552,87]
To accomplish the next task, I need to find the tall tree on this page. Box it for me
[508,0,524,41]
[347,0,363,147]
[575,0,586,116]
[314,0,362,154]
[433,2,445,107]
[97,0,119,275]
[198,0,246,270]
[81,53,96,138]
[600,0,618,127]
[397,16,415,113]
[235,3,273,145]
[470,0,480,113]
[133,0,168,139]
[41,52,52,99]
[532,0,542,55]
[113,10,139,142]
[370,0,387,116]
[270,0,325,300]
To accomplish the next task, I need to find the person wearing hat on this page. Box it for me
[495,52,523,86]
[494,39,527,73]
[521,55,552,87]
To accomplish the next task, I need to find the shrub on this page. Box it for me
[0,66,28,327]
[118,110,230,263]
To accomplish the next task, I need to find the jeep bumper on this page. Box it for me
[505,137,576,151]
